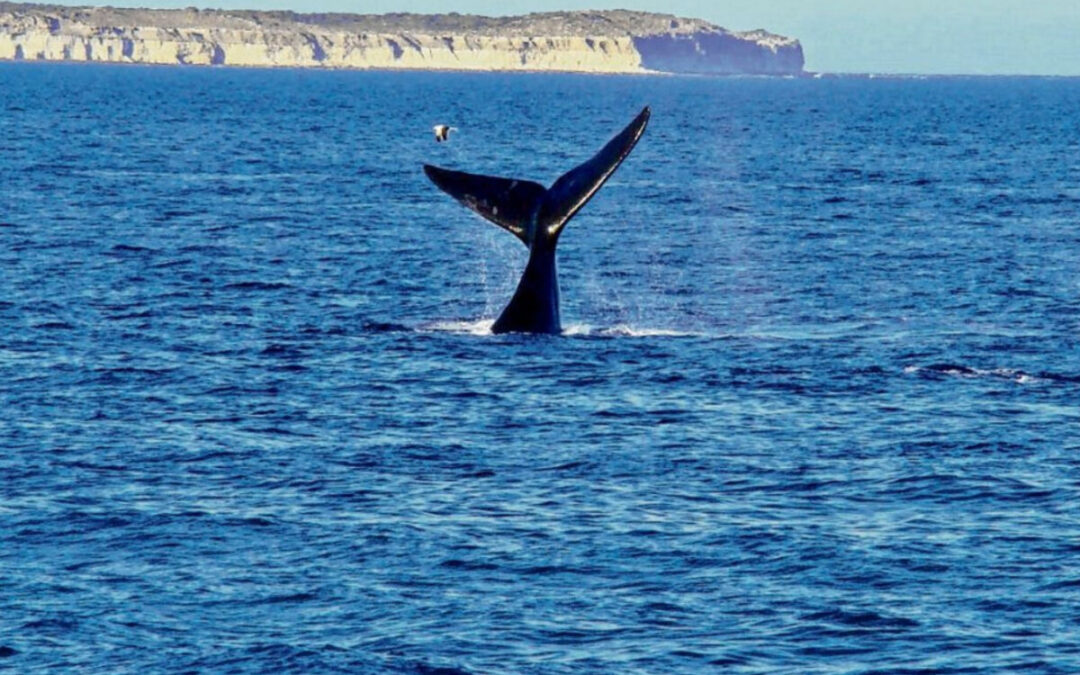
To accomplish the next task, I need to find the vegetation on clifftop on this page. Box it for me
[0,3,795,44]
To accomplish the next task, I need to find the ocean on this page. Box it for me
[2,63,1079,673]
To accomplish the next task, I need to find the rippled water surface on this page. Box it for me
[2,64,1080,673]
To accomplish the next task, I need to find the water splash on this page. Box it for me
[420,320,702,338]
[423,318,496,335]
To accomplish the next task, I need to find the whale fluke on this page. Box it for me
[422,167,547,246]
[424,106,650,334]
[540,106,650,240]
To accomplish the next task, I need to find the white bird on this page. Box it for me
[433,124,456,142]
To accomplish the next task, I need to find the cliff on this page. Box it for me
[0,3,804,75]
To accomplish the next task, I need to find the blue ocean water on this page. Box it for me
[2,62,1080,673]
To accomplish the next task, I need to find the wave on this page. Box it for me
[361,320,413,333]
[574,323,704,338]
[904,363,1039,384]
[72,169,303,182]
[222,281,294,292]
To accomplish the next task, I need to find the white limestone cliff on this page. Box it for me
[0,4,804,75]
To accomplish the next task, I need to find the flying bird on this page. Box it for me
[433,124,456,142]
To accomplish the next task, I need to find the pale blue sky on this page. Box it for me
[45,0,1080,75]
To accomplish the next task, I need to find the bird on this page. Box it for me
[433,124,456,142]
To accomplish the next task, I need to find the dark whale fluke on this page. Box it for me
[424,106,650,334]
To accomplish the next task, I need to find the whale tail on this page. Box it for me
[421,167,546,246]
[423,106,650,247]
[422,106,650,335]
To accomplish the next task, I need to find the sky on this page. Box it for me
[39,0,1080,75]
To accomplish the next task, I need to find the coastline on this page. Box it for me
[0,4,805,76]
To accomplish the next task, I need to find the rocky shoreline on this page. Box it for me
[0,4,804,75]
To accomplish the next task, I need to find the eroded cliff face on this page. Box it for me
[0,4,804,75]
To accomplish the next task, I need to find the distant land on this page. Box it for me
[0,3,804,75]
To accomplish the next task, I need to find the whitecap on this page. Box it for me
[905,364,1038,384]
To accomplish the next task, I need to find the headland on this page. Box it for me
[0,4,805,75]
